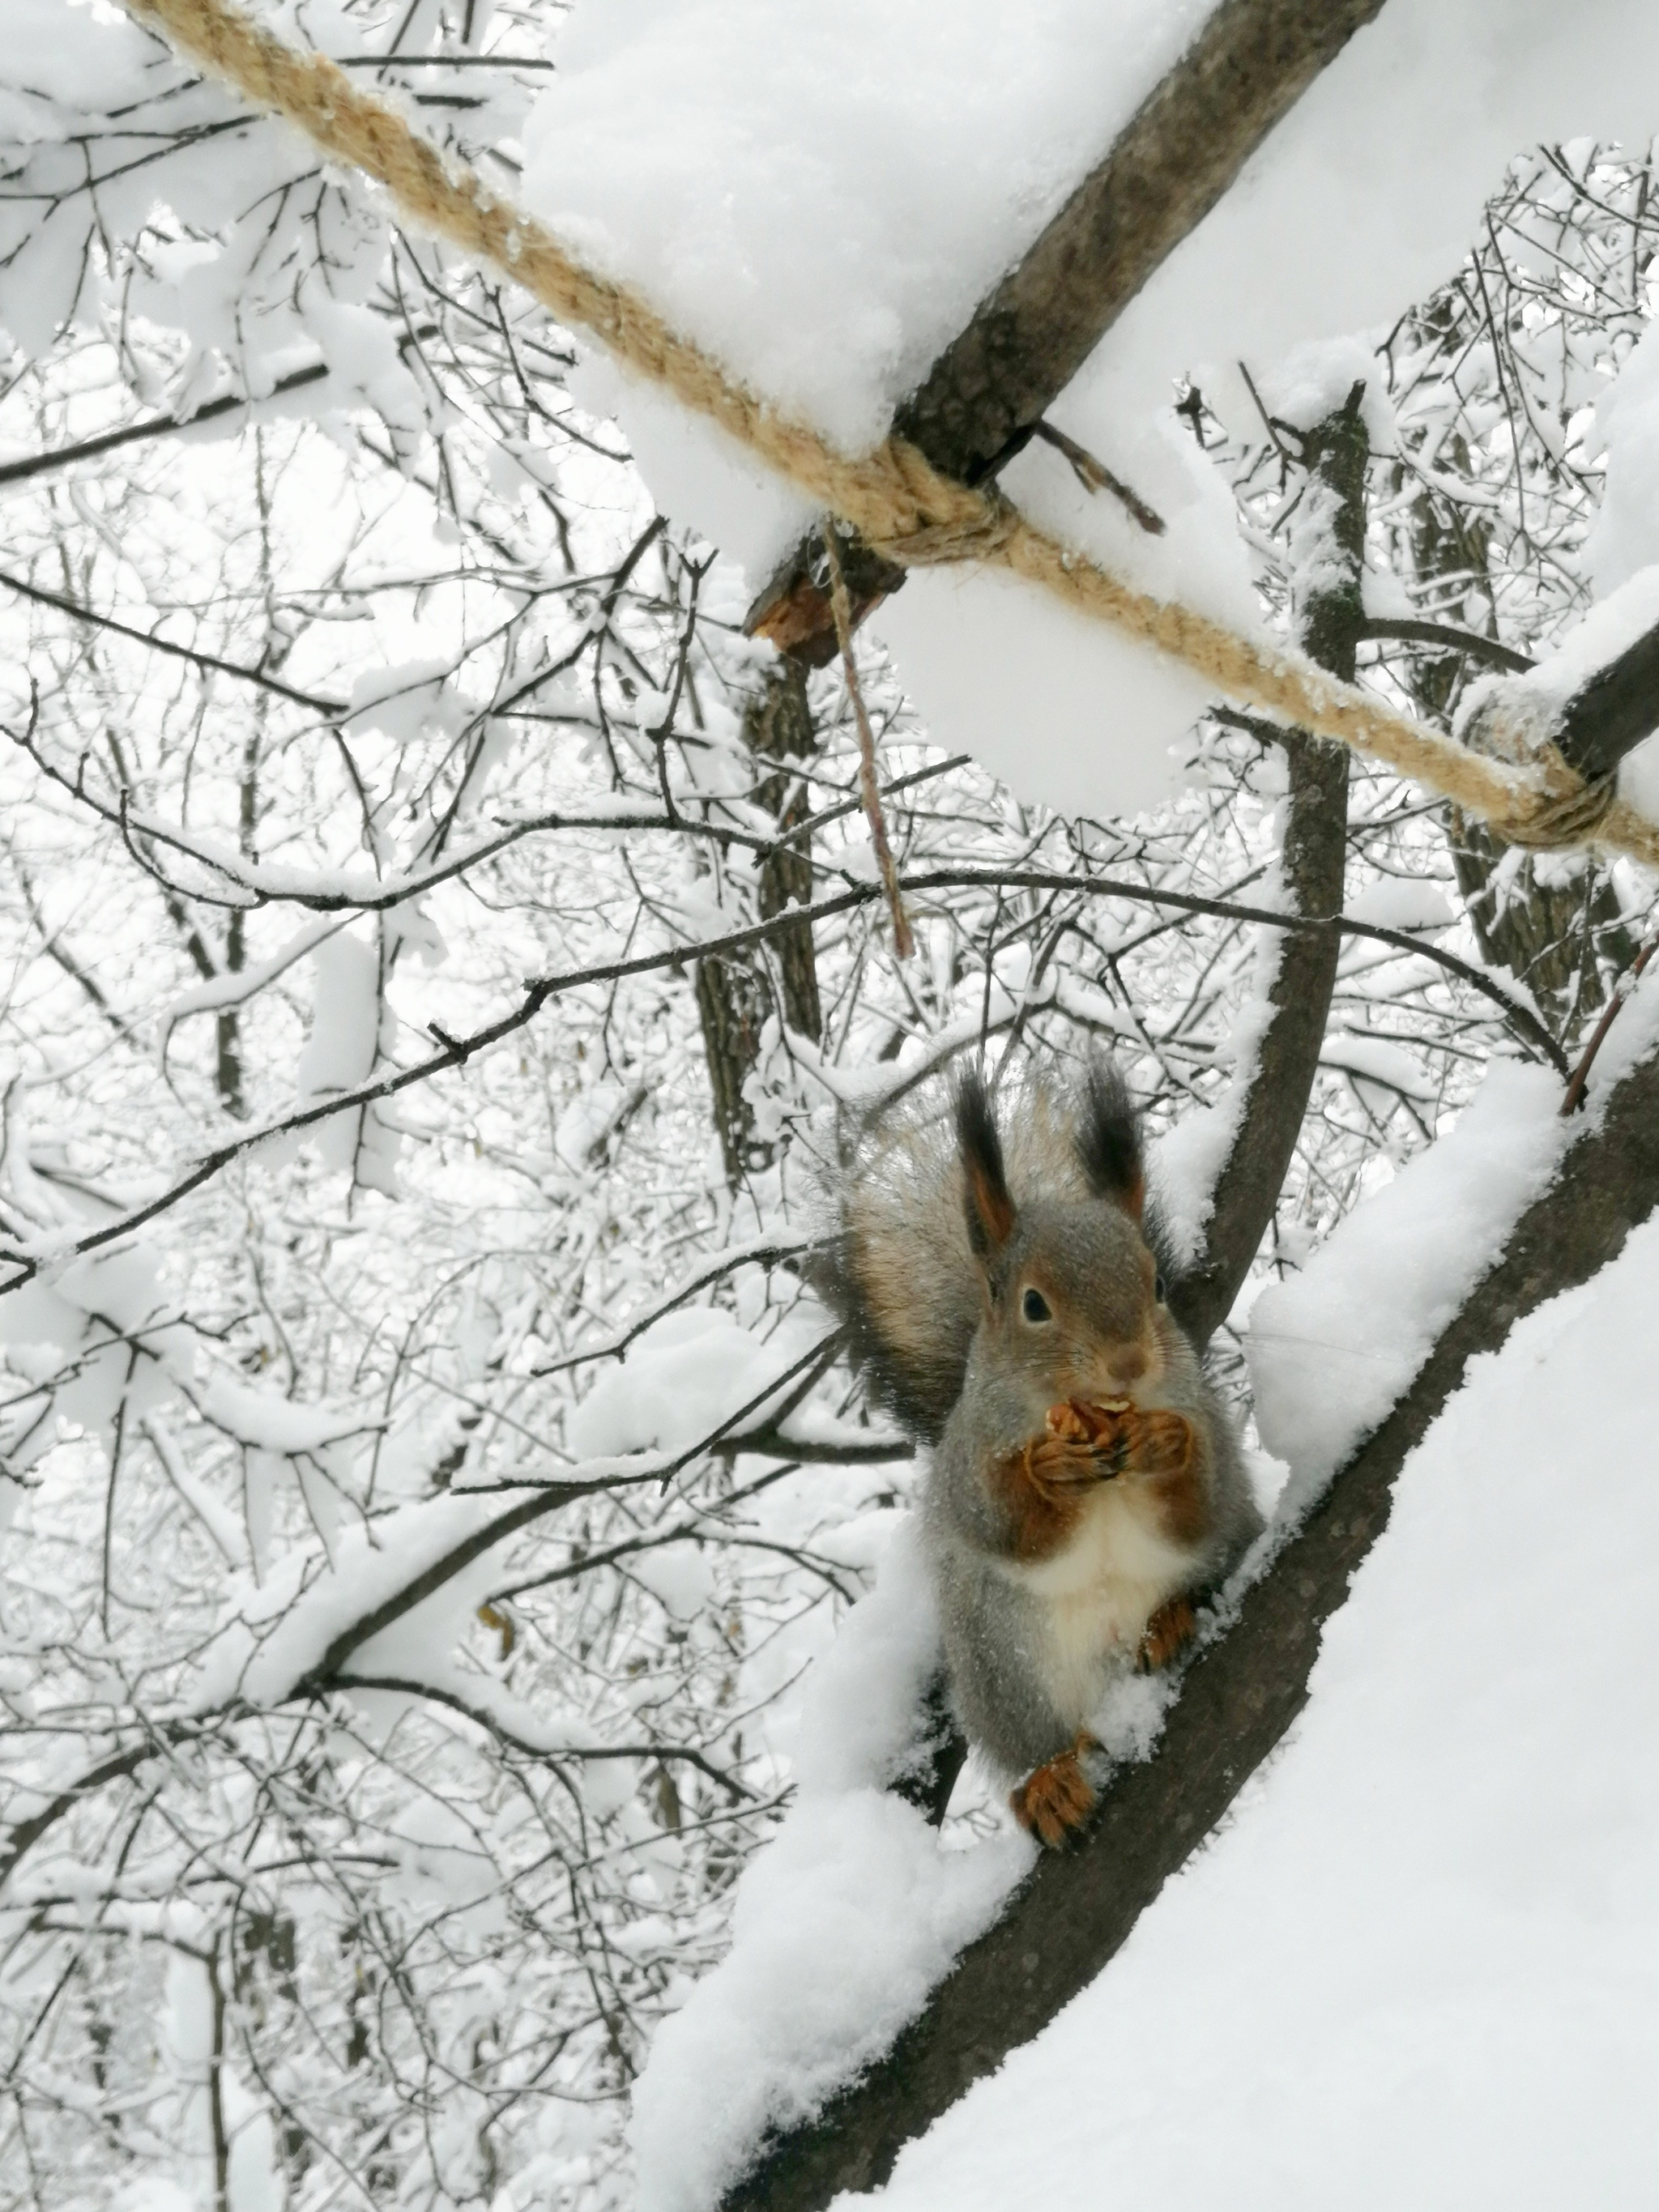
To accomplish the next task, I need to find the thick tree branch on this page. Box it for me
[1168,729,1348,1347]
[748,0,1389,659]
[723,1027,1659,2212]
[1169,386,1366,1349]
[696,659,825,1185]
[1553,616,1659,779]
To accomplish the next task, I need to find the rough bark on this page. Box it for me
[748,0,1390,660]
[1446,812,1635,1042]
[695,661,822,1184]
[694,955,769,1189]
[1385,382,1636,1042]
[723,1029,1659,2212]
[752,663,824,1046]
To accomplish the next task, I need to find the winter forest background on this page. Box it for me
[5,3,1659,2209]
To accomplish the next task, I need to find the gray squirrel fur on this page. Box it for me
[822,1059,1261,1814]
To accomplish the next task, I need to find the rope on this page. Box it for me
[117,0,1659,873]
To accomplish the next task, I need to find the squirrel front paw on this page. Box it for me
[1021,1429,1111,1495]
[1030,1396,1132,1483]
[1025,1396,1135,1489]
[1048,1397,1196,1481]
[1009,1733,1098,1848]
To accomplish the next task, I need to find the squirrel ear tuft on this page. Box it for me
[953,1066,1016,1263]
[1074,1056,1145,1222]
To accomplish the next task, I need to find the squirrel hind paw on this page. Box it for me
[1009,1737,1098,1849]
[1137,1594,1198,1673]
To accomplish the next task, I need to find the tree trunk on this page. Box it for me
[696,660,822,1186]
[1386,367,1635,1043]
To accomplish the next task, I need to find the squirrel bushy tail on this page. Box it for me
[820,1059,1172,1443]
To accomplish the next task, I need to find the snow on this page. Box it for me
[23,0,1659,830]
[296,927,401,1191]
[11,4,1659,2197]
[0,1226,181,1456]
[1248,1056,1572,1502]
[623,1006,1659,2211]
[527,0,1659,477]
[1345,876,1456,932]
[524,0,1206,461]
[870,401,1260,818]
[1585,312,1659,597]
[842,1201,1659,2212]
[1100,0,1659,428]
[1320,1030,1436,1100]
[1251,965,1659,1515]
[158,916,340,1036]
[177,1479,616,1718]
[297,931,381,1105]
[565,1305,829,1459]
[629,1511,1201,2210]
[1148,934,1280,1272]
[628,1522,1031,2212]
[522,0,1659,816]
[1456,563,1659,766]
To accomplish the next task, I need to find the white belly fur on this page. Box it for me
[1003,1483,1193,1727]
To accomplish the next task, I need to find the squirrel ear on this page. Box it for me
[953,1067,1016,1263]
[1074,1056,1145,1223]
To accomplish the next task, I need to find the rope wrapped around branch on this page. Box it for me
[117,0,1659,871]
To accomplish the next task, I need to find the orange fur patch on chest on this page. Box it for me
[987,1443,1086,1563]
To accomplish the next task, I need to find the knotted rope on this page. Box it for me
[116,0,1659,871]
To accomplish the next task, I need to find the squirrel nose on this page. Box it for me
[1108,1345,1147,1387]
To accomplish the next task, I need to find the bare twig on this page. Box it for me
[1560,936,1657,1114]
[0,569,347,714]
[1029,420,1165,534]
[1359,616,1535,676]
[0,360,330,488]
[0,863,1565,1302]
[821,526,914,959]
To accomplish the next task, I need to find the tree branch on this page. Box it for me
[747,0,1389,658]
[0,1342,844,1888]
[1168,729,1350,1347]
[1358,616,1534,675]
[0,360,330,489]
[1553,615,1659,779]
[0,863,1561,1298]
[0,569,347,714]
[722,1026,1659,2211]
[1167,387,1365,1348]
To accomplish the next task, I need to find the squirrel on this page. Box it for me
[821,1058,1261,1848]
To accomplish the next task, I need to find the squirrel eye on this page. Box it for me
[1020,1286,1052,1324]
[1154,1272,1167,1303]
